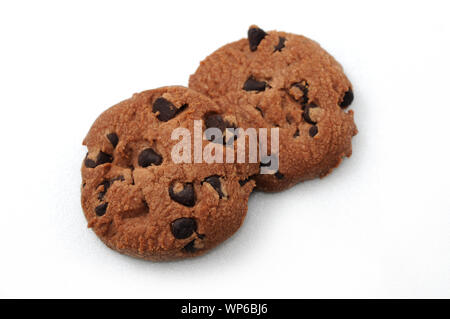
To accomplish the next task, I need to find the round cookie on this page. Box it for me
[189,26,358,192]
[81,86,256,261]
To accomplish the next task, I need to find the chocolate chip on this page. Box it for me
[340,89,354,108]
[95,202,108,216]
[302,103,317,125]
[255,106,264,117]
[309,125,318,137]
[275,172,284,179]
[274,36,286,52]
[97,176,124,201]
[96,152,113,166]
[205,113,226,133]
[169,182,196,207]
[152,97,177,122]
[291,81,309,105]
[171,218,197,239]
[243,77,267,92]
[97,180,111,201]
[183,240,197,253]
[138,148,162,167]
[84,154,96,168]
[204,113,236,144]
[107,133,119,148]
[293,129,300,138]
[260,158,272,167]
[248,26,267,51]
[97,192,106,201]
[203,175,225,199]
[177,103,188,114]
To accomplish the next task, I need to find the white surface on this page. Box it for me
[0,0,449,299]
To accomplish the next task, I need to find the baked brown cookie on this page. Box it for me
[81,86,256,261]
[189,26,358,192]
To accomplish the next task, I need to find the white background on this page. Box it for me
[0,0,449,298]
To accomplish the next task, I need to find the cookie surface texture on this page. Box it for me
[81,86,256,261]
[189,26,358,192]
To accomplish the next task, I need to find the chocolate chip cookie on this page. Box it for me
[81,86,256,261]
[189,26,358,192]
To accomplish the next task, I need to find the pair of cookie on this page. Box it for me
[81,26,357,261]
